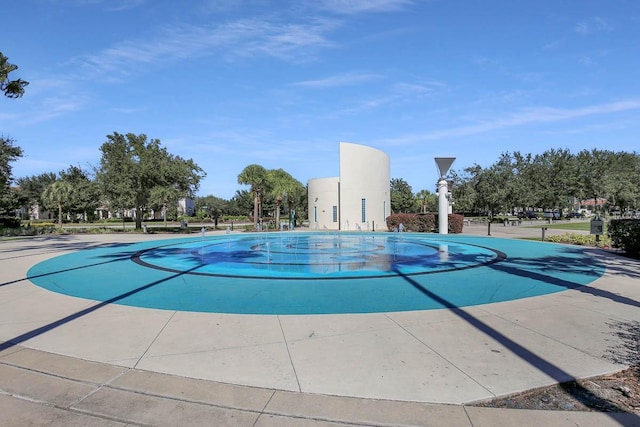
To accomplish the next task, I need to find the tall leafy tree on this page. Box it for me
[509,151,535,211]
[529,148,577,215]
[96,132,204,230]
[605,151,637,212]
[473,166,507,218]
[195,195,229,227]
[491,152,518,214]
[0,137,23,214]
[390,178,414,213]
[575,149,613,215]
[229,189,253,217]
[449,167,478,213]
[0,52,28,98]
[15,172,57,217]
[237,164,268,227]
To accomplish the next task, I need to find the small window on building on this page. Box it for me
[361,198,366,223]
[332,205,337,222]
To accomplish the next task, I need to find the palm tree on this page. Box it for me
[0,52,29,98]
[415,189,436,213]
[237,164,268,228]
[267,169,297,226]
[42,181,73,227]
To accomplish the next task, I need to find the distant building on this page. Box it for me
[308,142,390,231]
[178,197,195,216]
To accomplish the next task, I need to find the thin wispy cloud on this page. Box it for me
[293,72,380,88]
[72,0,145,11]
[384,99,640,145]
[28,97,86,123]
[392,81,445,96]
[75,17,338,78]
[574,17,611,35]
[318,0,412,14]
[111,107,144,114]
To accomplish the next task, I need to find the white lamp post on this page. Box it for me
[434,157,455,234]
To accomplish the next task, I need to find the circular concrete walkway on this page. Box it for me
[1,224,639,426]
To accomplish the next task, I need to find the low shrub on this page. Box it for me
[545,232,612,247]
[28,222,56,228]
[1,225,57,236]
[222,215,250,222]
[608,219,640,257]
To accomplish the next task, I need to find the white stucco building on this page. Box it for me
[308,142,390,231]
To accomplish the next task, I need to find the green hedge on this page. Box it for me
[386,213,433,232]
[386,213,464,233]
[0,217,21,228]
[443,214,465,234]
[608,219,640,257]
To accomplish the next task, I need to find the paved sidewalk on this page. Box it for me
[1,228,639,426]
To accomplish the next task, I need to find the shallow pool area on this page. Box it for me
[133,233,503,278]
[27,232,606,314]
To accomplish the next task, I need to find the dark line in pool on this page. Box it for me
[130,239,507,281]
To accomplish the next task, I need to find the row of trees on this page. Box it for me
[7,145,637,229]
[449,149,640,217]
[389,149,640,218]
[6,133,205,230]
[5,139,638,229]
[4,138,307,230]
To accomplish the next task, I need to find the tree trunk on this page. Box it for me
[253,194,259,227]
[163,202,167,228]
[275,200,281,225]
[135,207,143,230]
[57,203,62,227]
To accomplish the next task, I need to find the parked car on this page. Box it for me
[568,212,584,218]
[543,211,560,219]
[517,211,538,219]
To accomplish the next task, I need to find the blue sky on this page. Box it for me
[2,0,639,199]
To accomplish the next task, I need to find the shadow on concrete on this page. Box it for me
[0,264,203,352]
[393,267,640,420]
[0,234,134,261]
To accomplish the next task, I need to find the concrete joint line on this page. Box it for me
[277,315,302,392]
[133,311,177,369]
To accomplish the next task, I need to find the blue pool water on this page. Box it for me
[27,232,605,314]
[134,233,502,278]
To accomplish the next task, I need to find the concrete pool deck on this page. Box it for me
[1,224,639,426]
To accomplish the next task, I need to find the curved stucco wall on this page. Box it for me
[339,142,390,231]
[308,177,340,230]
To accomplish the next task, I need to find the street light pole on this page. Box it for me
[434,157,456,235]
